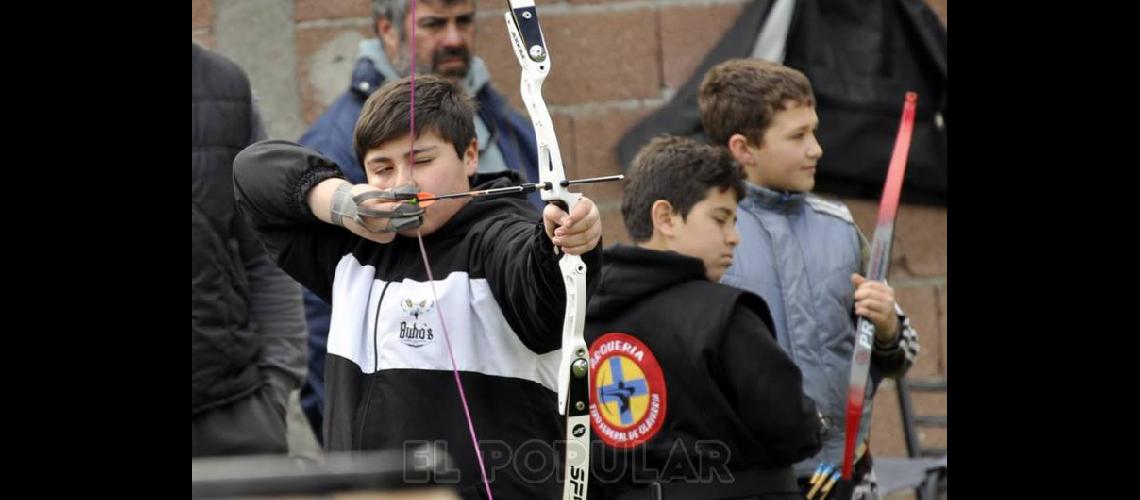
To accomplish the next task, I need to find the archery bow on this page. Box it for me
[840,92,918,480]
[503,2,592,499]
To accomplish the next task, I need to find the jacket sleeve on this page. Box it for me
[233,139,360,301]
[468,210,602,354]
[719,303,822,466]
[235,210,308,414]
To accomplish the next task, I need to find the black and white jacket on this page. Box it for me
[234,140,601,498]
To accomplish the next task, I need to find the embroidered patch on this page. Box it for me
[588,333,667,448]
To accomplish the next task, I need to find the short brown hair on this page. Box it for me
[353,74,476,164]
[698,58,815,147]
[621,135,745,242]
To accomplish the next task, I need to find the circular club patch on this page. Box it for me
[588,333,667,449]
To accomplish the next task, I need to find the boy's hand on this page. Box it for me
[542,196,602,256]
[851,274,900,344]
[342,185,423,245]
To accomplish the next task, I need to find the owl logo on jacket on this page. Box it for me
[400,298,435,319]
[397,297,436,348]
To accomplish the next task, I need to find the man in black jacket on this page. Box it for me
[192,43,308,457]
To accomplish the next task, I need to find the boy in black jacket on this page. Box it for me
[233,75,602,499]
[586,135,820,500]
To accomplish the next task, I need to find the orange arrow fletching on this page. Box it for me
[416,192,436,207]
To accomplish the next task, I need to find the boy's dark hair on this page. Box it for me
[698,58,815,147]
[354,74,476,164]
[621,135,745,242]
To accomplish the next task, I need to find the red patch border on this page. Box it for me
[588,332,668,449]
